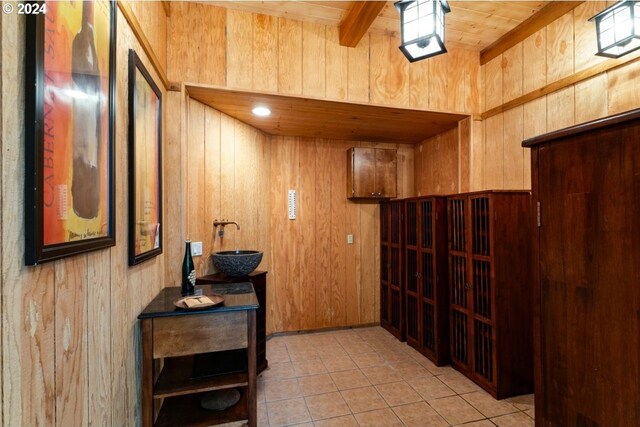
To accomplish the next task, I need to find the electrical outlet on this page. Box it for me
[191,241,203,256]
[347,234,354,244]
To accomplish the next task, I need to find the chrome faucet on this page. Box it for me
[213,219,240,237]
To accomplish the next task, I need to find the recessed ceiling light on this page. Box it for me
[252,106,271,117]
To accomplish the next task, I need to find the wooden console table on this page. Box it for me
[196,271,268,374]
[138,282,258,427]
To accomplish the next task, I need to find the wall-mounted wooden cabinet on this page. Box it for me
[448,191,533,399]
[380,200,404,340]
[347,147,397,199]
[404,197,449,366]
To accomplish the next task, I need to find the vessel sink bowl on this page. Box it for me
[212,250,263,277]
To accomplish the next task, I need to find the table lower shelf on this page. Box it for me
[154,351,249,399]
[155,387,249,427]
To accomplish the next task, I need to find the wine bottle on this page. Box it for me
[71,0,101,219]
[182,240,195,295]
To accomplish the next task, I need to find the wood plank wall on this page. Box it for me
[184,100,271,282]
[167,2,481,112]
[184,98,414,334]
[0,4,169,427]
[477,1,640,191]
[268,137,414,333]
[166,3,480,333]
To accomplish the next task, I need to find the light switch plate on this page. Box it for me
[191,241,203,256]
[347,234,354,244]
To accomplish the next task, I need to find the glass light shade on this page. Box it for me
[590,1,640,58]
[395,0,450,62]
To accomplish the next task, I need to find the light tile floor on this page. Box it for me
[258,326,534,427]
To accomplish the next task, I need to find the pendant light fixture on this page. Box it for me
[395,0,451,62]
[590,1,640,58]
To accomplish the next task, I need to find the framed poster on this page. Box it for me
[25,0,116,265]
[128,50,162,265]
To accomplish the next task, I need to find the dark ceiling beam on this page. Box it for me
[480,1,585,65]
[339,1,387,47]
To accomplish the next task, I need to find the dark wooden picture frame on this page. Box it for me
[24,1,117,265]
[128,50,163,265]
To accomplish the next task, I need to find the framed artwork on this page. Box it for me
[25,0,116,265]
[128,50,163,265]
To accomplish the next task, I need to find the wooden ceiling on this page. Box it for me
[187,84,468,143]
[203,1,550,51]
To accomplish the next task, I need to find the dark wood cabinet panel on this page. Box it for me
[523,109,640,426]
[347,147,397,199]
[447,191,533,399]
[404,197,450,366]
[380,200,404,340]
[375,148,398,198]
[197,271,268,374]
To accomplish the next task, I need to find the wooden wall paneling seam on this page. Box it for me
[112,17,127,425]
[369,32,410,107]
[503,107,525,189]
[161,1,170,17]
[187,99,206,274]
[54,256,88,427]
[447,50,466,113]
[226,9,254,90]
[546,12,575,83]
[409,57,430,110]
[428,53,449,112]
[117,0,178,91]
[484,113,505,189]
[203,107,221,274]
[347,32,370,102]
[345,187,362,325]
[87,249,112,427]
[470,119,484,191]
[329,140,348,326]
[522,28,547,94]
[481,53,640,120]
[315,140,333,327]
[219,114,237,251]
[502,43,523,104]
[575,74,609,124]
[325,26,349,101]
[298,138,317,329]
[547,86,575,132]
[278,18,303,95]
[607,56,640,115]
[573,1,607,73]
[458,118,471,193]
[253,13,278,92]
[484,55,503,112]
[267,136,283,332]
[480,2,585,65]
[302,22,326,98]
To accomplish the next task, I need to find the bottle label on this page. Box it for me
[188,269,196,286]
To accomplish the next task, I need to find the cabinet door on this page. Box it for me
[380,203,390,325]
[536,131,640,425]
[405,200,419,345]
[449,197,470,369]
[351,147,376,197]
[375,149,397,198]
[469,196,495,387]
[419,199,436,354]
[389,201,404,337]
